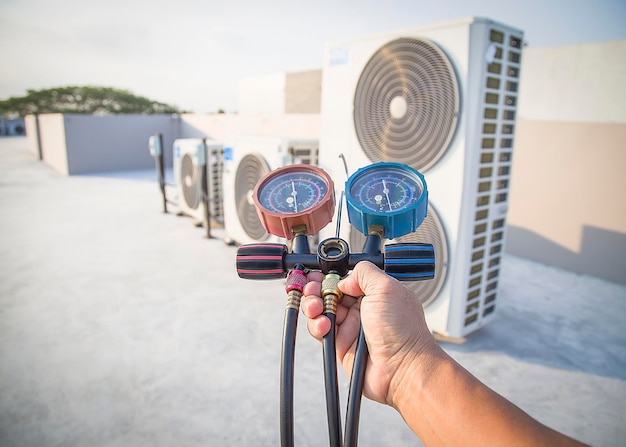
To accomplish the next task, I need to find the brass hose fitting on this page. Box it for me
[322,273,343,315]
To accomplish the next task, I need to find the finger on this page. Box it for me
[334,294,360,325]
[301,294,323,319]
[307,314,331,339]
[302,286,358,322]
[306,270,324,283]
[335,303,362,358]
[303,279,321,297]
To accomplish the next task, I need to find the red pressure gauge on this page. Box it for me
[252,165,335,240]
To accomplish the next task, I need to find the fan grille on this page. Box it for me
[235,154,271,240]
[181,153,201,209]
[349,204,448,307]
[354,37,460,172]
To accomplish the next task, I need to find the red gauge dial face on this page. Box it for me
[257,170,329,215]
[252,165,335,239]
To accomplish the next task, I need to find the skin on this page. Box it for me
[301,261,588,447]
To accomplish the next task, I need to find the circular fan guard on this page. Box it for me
[181,153,201,209]
[235,154,271,240]
[354,37,460,172]
[349,204,448,307]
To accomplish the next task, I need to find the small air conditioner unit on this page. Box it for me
[318,17,524,339]
[173,138,223,226]
[222,136,319,246]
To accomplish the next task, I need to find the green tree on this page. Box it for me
[0,86,185,118]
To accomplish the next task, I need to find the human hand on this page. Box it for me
[303,262,590,446]
[301,261,440,406]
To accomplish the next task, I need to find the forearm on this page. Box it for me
[390,346,587,447]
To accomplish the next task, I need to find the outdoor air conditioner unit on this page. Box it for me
[173,138,224,226]
[318,17,524,339]
[222,136,319,246]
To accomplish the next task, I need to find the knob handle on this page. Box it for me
[236,243,288,280]
[384,243,435,281]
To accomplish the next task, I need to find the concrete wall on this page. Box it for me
[62,114,178,174]
[285,70,322,114]
[24,112,320,174]
[178,113,321,142]
[238,73,286,116]
[238,69,322,115]
[24,115,40,158]
[507,40,626,284]
[19,40,624,283]
[516,40,626,123]
[35,114,69,175]
[25,114,179,175]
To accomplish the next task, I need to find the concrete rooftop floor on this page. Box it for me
[0,136,625,446]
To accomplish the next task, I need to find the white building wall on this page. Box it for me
[178,113,320,142]
[507,40,626,284]
[237,73,286,116]
[37,114,69,175]
[517,40,626,123]
[20,41,625,283]
[237,69,322,116]
[62,114,178,174]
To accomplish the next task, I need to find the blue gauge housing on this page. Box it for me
[346,162,428,239]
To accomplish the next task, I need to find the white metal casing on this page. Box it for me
[173,138,223,225]
[222,136,320,246]
[318,17,524,338]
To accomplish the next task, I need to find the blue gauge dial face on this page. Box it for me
[349,166,424,214]
[257,170,329,215]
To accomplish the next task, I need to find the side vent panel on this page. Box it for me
[463,27,523,331]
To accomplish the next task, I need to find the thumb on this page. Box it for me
[339,261,390,297]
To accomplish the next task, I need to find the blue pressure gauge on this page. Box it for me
[346,162,428,239]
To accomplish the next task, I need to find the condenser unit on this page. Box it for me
[222,136,319,246]
[173,138,224,226]
[318,17,524,339]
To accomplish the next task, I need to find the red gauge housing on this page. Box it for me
[252,165,335,240]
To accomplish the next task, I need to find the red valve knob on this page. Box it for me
[236,243,288,280]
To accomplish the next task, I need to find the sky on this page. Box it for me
[1,0,625,114]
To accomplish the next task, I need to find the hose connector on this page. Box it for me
[285,268,307,310]
[322,273,343,315]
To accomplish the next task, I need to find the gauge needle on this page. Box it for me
[291,181,298,213]
[382,179,392,211]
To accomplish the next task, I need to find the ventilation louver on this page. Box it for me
[235,153,271,241]
[349,204,448,307]
[354,37,460,172]
[181,153,201,210]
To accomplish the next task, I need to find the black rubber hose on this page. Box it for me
[323,313,343,447]
[279,257,307,447]
[344,324,367,447]
[280,306,298,447]
[344,233,379,446]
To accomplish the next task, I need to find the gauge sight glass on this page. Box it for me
[346,162,428,239]
[253,165,335,239]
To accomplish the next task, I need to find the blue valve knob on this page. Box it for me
[384,243,435,281]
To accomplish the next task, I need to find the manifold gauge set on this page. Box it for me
[236,161,435,447]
